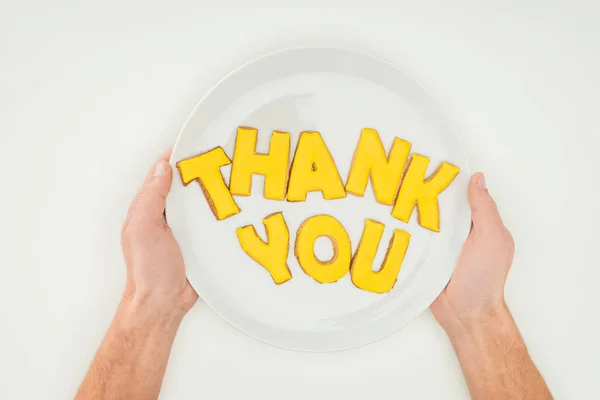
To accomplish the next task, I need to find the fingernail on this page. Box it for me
[154,161,167,176]
[478,174,487,190]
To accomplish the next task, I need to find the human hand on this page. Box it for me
[121,149,198,317]
[430,172,515,334]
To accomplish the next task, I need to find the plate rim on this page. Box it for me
[168,45,471,352]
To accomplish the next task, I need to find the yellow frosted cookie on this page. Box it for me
[287,132,346,202]
[346,128,412,205]
[236,212,292,284]
[176,147,241,221]
[391,154,460,232]
[229,127,291,200]
[350,219,411,294]
[294,215,351,284]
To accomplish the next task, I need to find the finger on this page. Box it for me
[468,172,504,230]
[143,147,174,184]
[129,157,173,224]
[159,146,173,162]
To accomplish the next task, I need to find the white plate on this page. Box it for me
[167,47,470,352]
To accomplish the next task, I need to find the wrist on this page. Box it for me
[122,280,196,319]
[440,300,513,340]
[117,293,186,333]
[443,302,521,350]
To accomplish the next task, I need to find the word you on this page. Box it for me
[176,127,460,294]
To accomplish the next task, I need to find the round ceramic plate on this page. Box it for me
[167,47,470,352]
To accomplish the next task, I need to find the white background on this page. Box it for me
[1,0,599,398]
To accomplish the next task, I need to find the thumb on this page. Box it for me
[128,151,173,224]
[468,172,503,230]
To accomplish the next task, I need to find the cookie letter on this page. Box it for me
[346,128,412,205]
[294,215,351,284]
[176,147,241,221]
[236,212,292,284]
[391,155,460,232]
[230,127,291,200]
[350,220,411,294]
[287,132,346,202]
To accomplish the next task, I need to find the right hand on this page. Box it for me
[430,172,515,332]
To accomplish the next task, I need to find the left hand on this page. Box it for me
[121,149,198,316]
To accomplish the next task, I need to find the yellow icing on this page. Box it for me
[236,212,292,284]
[294,215,351,284]
[176,147,241,221]
[229,127,291,200]
[391,154,460,232]
[286,132,346,202]
[350,219,411,294]
[346,128,412,205]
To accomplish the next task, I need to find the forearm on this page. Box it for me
[445,304,552,400]
[75,297,184,400]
